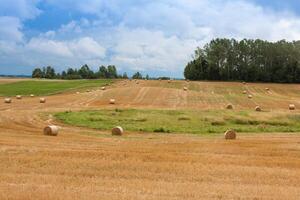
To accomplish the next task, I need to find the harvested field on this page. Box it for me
[0,79,300,199]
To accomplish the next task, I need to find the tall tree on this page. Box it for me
[132,72,143,79]
[32,68,44,78]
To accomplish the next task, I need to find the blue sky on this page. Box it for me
[1,0,300,77]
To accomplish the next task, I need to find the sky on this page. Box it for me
[1,0,300,77]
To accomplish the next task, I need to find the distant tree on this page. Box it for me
[66,68,81,79]
[98,66,108,78]
[61,71,67,79]
[32,64,124,80]
[107,65,118,78]
[132,72,143,79]
[44,66,56,79]
[32,68,44,78]
[145,74,150,80]
[158,76,170,80]
[78,64,93,79]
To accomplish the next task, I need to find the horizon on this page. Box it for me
[1,0,300,77]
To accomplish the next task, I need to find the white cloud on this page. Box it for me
[21,37,106,69]
[0,17,23,42]
[112,27,197,72]
[68,37,106,59]
[26,38,73,57]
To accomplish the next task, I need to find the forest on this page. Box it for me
[184,39,300,83]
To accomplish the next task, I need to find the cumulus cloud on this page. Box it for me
[23,37,106,69]
[111,27,197,72]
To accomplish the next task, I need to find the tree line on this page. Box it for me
[32,64,128,79]
[32,64,159,80]
[184,38,300,83]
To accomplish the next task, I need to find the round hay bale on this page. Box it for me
[255,106,262,112]
[224,130,236,140]
[242,81,246,85]
[4,98,11,104]
[226,104,233,110]
[30,94,35,97]
[112,126,123,136]
[265,88,270,91]
[242,90,247,94]
[76,92,80,94]
[16,95,22,100]
[101,87,106,90]
[136,82,139,84]
[168,80,171,83]
[86,89,91,92]
[248,94,253,99]
[43,125,59,136]
[110,99,116,104]
[183,87,188,91]
[289,104,296,110]
[40,98,46,103]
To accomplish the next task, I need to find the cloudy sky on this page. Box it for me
[1,0,300,77]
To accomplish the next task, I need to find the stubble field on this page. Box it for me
[0,78,300,199]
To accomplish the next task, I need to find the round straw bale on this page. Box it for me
[265,88,270,91]
[255,106,262,112]
[76,92,80,94]
[16,95,22,100]
[248,94,253,99]
[30,94,35,97]
[226,104,233,109]
[243,90,247,94]
[101,87,106,90]
[43,125,59,136]
[110,99,116,104]
[289,104,296,110]
[40,98,46,103]
[4,98,11,103]
[168,80,171,83]
[183,87,188,91]
[224,130,236,140]
[243,81,246,85]
[86,89,90,92]
[112,126,123,136]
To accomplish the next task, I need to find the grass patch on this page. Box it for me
[55,109,300,135]
[0,79,113,96]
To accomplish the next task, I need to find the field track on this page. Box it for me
[1,79,300,199]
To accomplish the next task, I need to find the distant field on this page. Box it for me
[0,79,113,96]
[55,109,300,134]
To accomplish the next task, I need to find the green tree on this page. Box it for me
[107,65,117,78]
[32,68,44,78]
[132,72,143,79]
[44,66,56,79]
[98,66,108,78]
[78,64,93,79]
